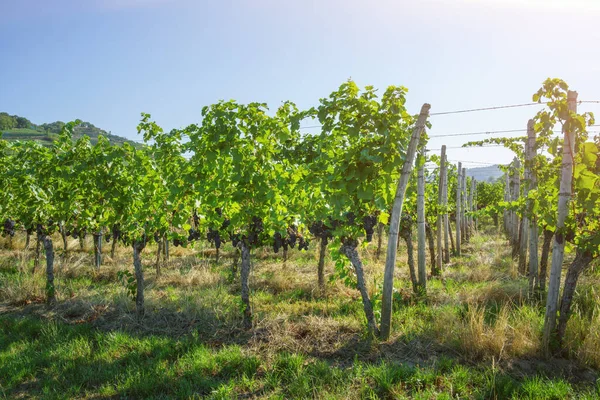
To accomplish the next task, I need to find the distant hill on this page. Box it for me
[465,165,504,182]
[0,112,140,147]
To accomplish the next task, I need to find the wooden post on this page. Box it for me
[455,162,462,256]
[462,170,468,242]
[43,236,56,305]
[510,158,521,258]
[526,120,539,295]
[436,146,446,271]
[442,153,450,263]
[519,125,531,276]
[380,103,430,340]
[93,232,102,269]
[133,241,145,319]
[467,176,473,239]
[470,178,476,233]
[417,150,427,290]
[543,90,578,351]
[503,173,510,236]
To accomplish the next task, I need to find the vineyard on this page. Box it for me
[1,78,599,399]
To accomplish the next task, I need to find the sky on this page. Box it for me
[1,0,600,168]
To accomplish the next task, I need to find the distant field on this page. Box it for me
[2,128,46,136]
[1,128,143,148]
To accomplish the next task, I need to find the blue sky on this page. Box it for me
[1,0,599,167]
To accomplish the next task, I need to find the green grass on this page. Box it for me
[1,128,44,135]
[0,231,599,398]
[1,128,143,148]
[2,316,598,399]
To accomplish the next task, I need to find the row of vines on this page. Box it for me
[1,78,597,356]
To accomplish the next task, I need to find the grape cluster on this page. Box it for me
[188,228,201,242]
[309,220,333,245]
[273,232,285,253]
[287,225,298,248]
[66,228,86,240]
[247,216,263,246]
[272,225,309,252]
[363,215,377,242]
[112,225,122,243]
[230,233,241,248]
[2,219,16,237]
[298,236,309,251]
[206,228,221,249]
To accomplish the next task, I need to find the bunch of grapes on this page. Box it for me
[68,228,86,240]
[363,215,377,242]
[298,236,309,251]
[247,216,263,246]
[309,220,333,245]
[207,228,222,249]
[220,218,231,231]
[188,228,201,242]
[2,219,16,237]
[230,233,241,248]
[273,232,285,253]
[112,225,122,243]
[287,225,298,248]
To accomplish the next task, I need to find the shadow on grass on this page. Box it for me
[2,313,598,400]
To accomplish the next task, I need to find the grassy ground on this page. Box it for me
[0,228,599,399]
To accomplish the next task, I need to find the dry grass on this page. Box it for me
[1,229,599,384]
[564,308,600,369]
[433,303,542,362]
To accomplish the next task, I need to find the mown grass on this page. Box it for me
[0,229,599,399]
[2,316,598,399]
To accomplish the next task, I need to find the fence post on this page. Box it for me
[417,150,427,290]
[511,158,521,259]
[471,178,476,233]
[519,126,531,276]
[461,169,467,242]
[504,173,510,235]
[380,104,431,340]
[442,152,450,263]
[526,120,539,295]
[436,146,446,271]
[456,162,462,256]
[543,91,578,352]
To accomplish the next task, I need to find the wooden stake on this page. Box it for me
[380,103,430,340]
[436,145,446,271]
[510,158,521,258]
[462,170,468,242]
[442,153,450,263]
[526,120,539,295]
[543,90,578,352]
[456,162,462,256]
[417,149,427,290]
